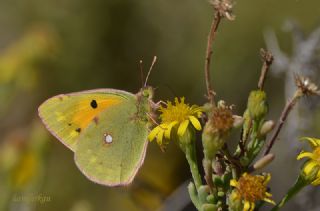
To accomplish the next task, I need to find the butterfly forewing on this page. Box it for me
[38,89,132,151]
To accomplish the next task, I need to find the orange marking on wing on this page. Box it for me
[72,97,122,130]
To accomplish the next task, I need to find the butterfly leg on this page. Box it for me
[150,100,167,110]
[146,112,168,131]
[146,112,159,126]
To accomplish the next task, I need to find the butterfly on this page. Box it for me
[38,57,158,186]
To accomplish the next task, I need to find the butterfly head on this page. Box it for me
[141,86,154,100]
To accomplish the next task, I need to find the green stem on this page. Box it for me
[271,175,308,211]
[179,128,203,191]
[185,143,202,191]
[246,120,265,165]
[188,182,201,210]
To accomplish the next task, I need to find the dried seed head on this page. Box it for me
[211,101,234,133]
[295,74,320,96]
[202,101,234,159]
[210,0,235,21]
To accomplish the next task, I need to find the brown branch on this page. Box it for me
[258,49,274,90]
[263,91,301,155]
[204,13,222,104]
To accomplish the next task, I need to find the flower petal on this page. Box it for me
[263,173,271,185]
[311,173,320,186]
[297,151,314,160]
[177,120,189,137]
[148,126,161,142]
[189,116,202,130]
[230,179,238,187]
[156,129,165,145]
[263,197,276,205]
[174,97,179,104]
[311,169,320,185]
[303,160,318,175]
[311,178,320,185]
[249,202,255,211]
[191,106,203,117]
[243,201,251,211]
[164,121,178,139]
[300,137,320,148]
[265,192,272,197]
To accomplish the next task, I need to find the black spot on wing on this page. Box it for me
[90,100,98,109]
[76,128,81,133]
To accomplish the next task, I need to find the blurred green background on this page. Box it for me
[0,0,320,210]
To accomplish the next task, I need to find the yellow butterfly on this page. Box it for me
[39,57,158,186]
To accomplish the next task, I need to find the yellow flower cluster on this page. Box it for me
[230,173,275,211]
[148,97,202,145]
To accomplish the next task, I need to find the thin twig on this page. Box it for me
[222,144,242,172]
[238,129,246,158]
[204,13,222,104]
[258,49,274,90]
[264,91,301,155]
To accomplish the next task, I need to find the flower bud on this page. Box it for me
[253,154,275,170]
[206,194,215,204]
[201,204,218,211]
[247,90,268,119]
[212,174,224,187]
[202,123,224,160]
[232,115,244,128]
[260,120,275,136]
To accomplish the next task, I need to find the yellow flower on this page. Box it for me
[297,137,320,185]
[148,97,202,145]
[230,173,275,211]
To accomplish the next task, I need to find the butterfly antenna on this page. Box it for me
[139,59,144,87]
[144,56,157,87]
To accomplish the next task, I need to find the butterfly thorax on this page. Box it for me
[135,86,154,123]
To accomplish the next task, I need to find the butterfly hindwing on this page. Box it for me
[74,98,149,186]
[38,89,132,151]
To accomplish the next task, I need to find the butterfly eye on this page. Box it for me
[142,87,154,99]
[142,90,150,97]
[103,133,113,144]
